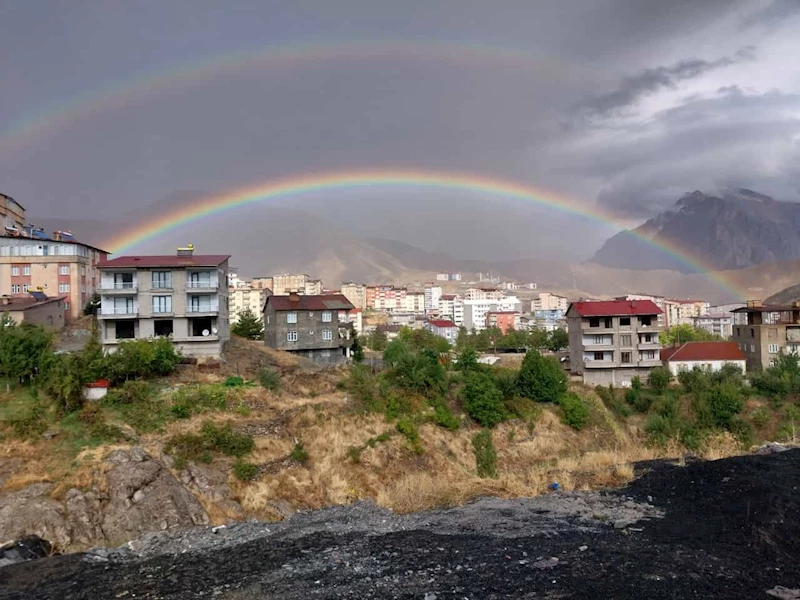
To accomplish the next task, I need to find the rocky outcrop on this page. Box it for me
[0,448,214,551]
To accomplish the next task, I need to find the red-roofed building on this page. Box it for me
[660,342,746,375]
[425,318,458,344]
[97,246,230,358]
[566,299,663,386]
[263,292,355,364]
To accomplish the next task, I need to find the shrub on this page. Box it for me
[224,376,245,388]
[388,345,447,395]
[258,367,281,392]
[516,350,567,403]
[678,367,710,394]
[396,418,424,455]
[751,353,800,399]
[107,380,153,405]
[648,367,672,393]
[631,376,643,393]
[347,446,362,463]
[290,440,309,463]
[751,407,770,428]
[233,460,259,481]
[42,352,87,413]
[624,388,652,413]
[171,385,227,419]
[431,400,461,431]
[679,423,703,451]
[455,347,480,372]
[4,405,47,438]
[558,393,590,431]
[493,368,519,401]
[653,396,679,421]
[708,382,744,428]
[645,414,672,442]
[472,429,498,478]
[462,370,505,428]
[729,417,754,447]
[166,422,254,465]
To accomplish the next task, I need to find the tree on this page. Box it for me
[526,327,549,350]
[231,308,264,340]
[398,327,450,354]
[546,328,569,352]
[661,324,721,346]
[455,347,480,372]
[351,333,364,363]
[455,326,474,351]
[83,295,101,316]
[462,370,506,427]
[517,349,568,403]
[648,366,672,393]
[0,319,53,386]
[366,328,388,352]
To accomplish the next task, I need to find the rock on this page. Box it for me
[41,429,59,440]
[579,545,588,552]
[755,442,791,455]
[532,557,559,569]
[129,446,147,463]
[0,535,53,568]
[64,488,104,547]
[613,520,628,530]
[0,483,72,549]
[270,499,297,519]
[767,587,800,600]
[181,462,232,503]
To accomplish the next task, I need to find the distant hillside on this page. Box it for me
[766,284,800,305]
[592,189,800,272]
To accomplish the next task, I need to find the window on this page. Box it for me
[642,333,652,343]
[604,317,612,328]
[190,317,213,337]
[189,271,212,288]
[322,329,333,341]
[11,284,19,294]
[621,351,632,364]
[321,349,331,358]
[641,350,656,360]
[768,344,779,354]
[152,296,172,314]
[11,266,19,276]
[640,316,652,327]
[736,327,740,336]
[59,265,69,275]
[65,302,70,310]
[619,317,630,327]
[620,334,632,346]
[751,344,756,353]
[115,321,135,340]
[286,311,297,324]
[593,335,604,345]
[265,314,270,324]
[113,272,134,289]
[189,295,213,312]
[22,265,30,276]
[287,331,298,342]
[751,328,755,338]
[593,351,604,361]
[22,284,30,293]
[58,283,70,293]
[322,311,332,322]
[152,271,171,289]
[154,320,173,337]
[589,318,600,328]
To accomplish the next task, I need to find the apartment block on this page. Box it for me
[691,313,734,339]
[263,293,355,364]
[486,311,520,334]
[229,286,265,323]
[425,319,459,344]
[533,292,568,312]
[0,192,25,230]
[341,282,367,310]
[97,248,230,358]
[567,300,663,386]
[664,298,710,328]
[465,287,506,301]
[463,297,521,332]
[616,294,666,328]
[424,284,442,312]
[731,301,800,371]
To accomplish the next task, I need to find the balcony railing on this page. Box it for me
[99,307,138,316]
[98,282,137,291]
[186,280,218,289]
[187,305,218,313]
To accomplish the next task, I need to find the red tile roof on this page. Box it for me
[100,255,230,268]
[440,294,457,300]
[569,300,662,317]
[266,294,354,311]
[428,319,457,328]
[661,342,745,362]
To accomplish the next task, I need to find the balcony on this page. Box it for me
[637,341,661,351]
[584,360,616,369]
[186,280,219,292]
[583,342,615,352]
[98,307,138,319]
[187,305,219,316]
[98,282,137,294]
[638,359,662,368]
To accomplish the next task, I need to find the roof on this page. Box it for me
[661,341,745,362]
[428,319,457,328]
[666,298,707,304]
[0,294,65,311]
[569,299,662,317]
[266,293,354,311]
[100,254,230,268]
[731,304,800,313]
[486,311,518,315]
[440,294,457,300]
[692,313,730,320]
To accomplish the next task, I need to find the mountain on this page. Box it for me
[592,189,800,272]
[766,283,800,305]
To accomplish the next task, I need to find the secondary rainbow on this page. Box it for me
[0,39,598,155]
[103,169,744,300]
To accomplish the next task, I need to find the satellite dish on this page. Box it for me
[202,329,210,337]
[212,327,218,334]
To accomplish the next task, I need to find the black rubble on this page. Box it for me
[2,449,800,599]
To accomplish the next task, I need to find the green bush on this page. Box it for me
[631,376,643,393]
[387,345,447,395]
[472,429,498,478]
[431,400,461,431]
[4,405,47,438]
[233,460,259,481]
[455,347,480,372]
[42,353,87,413]
[107,338,182,383]
[107,380,153,405]
[345,365,378,410]
[166,422,255,466]
[679,423,703,451]
[648,367,672,393]
[708,382,744,428]
[224,376,245,388]
[624,388,652,413]
[558,393,590,431]
[728,417,753,447]
[493,368,519,401]
[396,418,424,455]
[654,396,679,421]
[290,440,309,463]
[258,367,281,392]
[462,370,506,428]
[347,446,362,463]
[171,385,228,419]
[678,367,710,394]
[516,350,567,403]
[751,407,770,428]
[645,414,672,442]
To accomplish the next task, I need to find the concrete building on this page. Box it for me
[98,248,230,358]
[251,277,273,290]
[365,285,416,312]
[661,341,746,376]
[534,292,568,312]
[436,273,461,281]
[341,282,367,310]
[664,299,710,328]
[263,293,354,364]
[567,299,663,386]
[425,319,458,344]
[465,287,505,301]
[0,193,25,230]
[345,308,363,335]
[486,311,520,335]
[0,293,66,329]
[230,286,265,323]
[691,313,734,339]
[616,294,666,328]
[463,297,521,332]
[0,231,108,320]
[731,301,800,371]
[424,284,442,313]
[402,291,425,314]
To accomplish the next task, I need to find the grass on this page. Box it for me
[258,368,281,393]
[165,421,255,468]
[396,418,424,455]
[472,429,498,478]
[290,440,309,464]
[233,460,259,481]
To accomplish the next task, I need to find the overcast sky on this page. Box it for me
[1,0,799,259]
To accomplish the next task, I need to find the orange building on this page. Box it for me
[485,311,520,335]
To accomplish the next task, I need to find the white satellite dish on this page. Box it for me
[212,327,218,334]
[202,329,210,337]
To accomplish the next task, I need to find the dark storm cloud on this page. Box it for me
[741,0,800,29]
[576,48,755,117]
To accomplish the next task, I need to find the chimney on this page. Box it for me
[288,291,300,303]
[177,244,194,257]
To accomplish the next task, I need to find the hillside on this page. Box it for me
[592,189,800,272]
[766,283,800,304]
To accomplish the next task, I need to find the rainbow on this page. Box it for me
[0,39,601,155]
[102,169,744,299]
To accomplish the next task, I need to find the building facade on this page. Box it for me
[425,319,458,344]
[263,293,355,364]
[341,282,367,310]
[229,286,265,323]
[98,249,230,358]
[691,313,734,339]
[0,294,66,329]
[424,284,442,313]
[485,311,520,334]
[664,299,710,328]
[534,292,568,312]
[566,299,663,386]
[463,297,521,332]
[465,287,506,301]
[660,341,746,376]
[731,301,800,371]
[0,193,25,230]
[616,294,666,328]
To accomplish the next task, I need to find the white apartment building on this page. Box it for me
[230,286,265,323]
[97,248,230,358]
[424,284,442,312]
[253,274,323,295]
[463,297,521,332]
[664,299,710,328]
[341,282,367,310]
[691,314,734,339]
[465,287,506,301]
[533,292,568,312]
[402,291,425,314]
